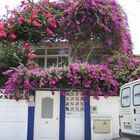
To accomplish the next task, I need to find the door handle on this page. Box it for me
[134,108,136,114]
[56,118,58,120]
[45,121,48,124]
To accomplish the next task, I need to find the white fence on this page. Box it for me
[0,90,28,140]
[0,89,120,140]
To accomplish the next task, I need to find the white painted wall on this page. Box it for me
[0,93,119,140]
[65,96,120,140]
[0,99,28,140]
[90,96,120,140]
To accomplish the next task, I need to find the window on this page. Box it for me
[121,87,131,107]
[41,97,53,118]
[65,91,84,118]
[133,84,140,106]
[35,47,70,68]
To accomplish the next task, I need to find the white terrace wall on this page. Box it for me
[0,93,28,140]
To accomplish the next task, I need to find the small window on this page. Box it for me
[133,84,140,106]
[35,47,69,68]
[41,97,53,118]
[121,87,131,107]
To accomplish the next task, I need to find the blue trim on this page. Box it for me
[84,90,91,140]
[27,90,35,140]
[59,94,65,140]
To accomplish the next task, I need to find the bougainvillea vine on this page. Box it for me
[3,63,118,99]
[0,0,140,99]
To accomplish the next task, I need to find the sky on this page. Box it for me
[0,0,140,55]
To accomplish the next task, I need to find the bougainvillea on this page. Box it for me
[0,0,132,52]
[0,0,139,99]
[3,63,118,99]
[108,51,140,86]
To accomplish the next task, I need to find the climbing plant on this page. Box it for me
[0,0,139,99]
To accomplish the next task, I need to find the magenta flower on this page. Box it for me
[3,69,14,76]
[32,13,38,19]
[76,20,80,25]
[84,80,91,88]
[0,30,7,38]
[46,28,53,35]
[17,16,23,24]
[32,21,41,27]
[27,53,37,59]
[0,23,4,30]
[24,80,31,89]
[10,34,16,39]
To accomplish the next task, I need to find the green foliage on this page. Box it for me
[0,41,30,87]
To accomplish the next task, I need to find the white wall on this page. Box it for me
[0,94,119,140]
[0,99,28,140]
[90,96,120,140]
[65,96,120,140]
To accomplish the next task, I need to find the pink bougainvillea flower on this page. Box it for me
[46,28,53,35]
[24,80,31,89]
[27,53,37,59]
[0,30,7,38]
[3,22,8,27]
[24,42,31,49]
[84,80,91,88]
[3,69,14,76]
[0,23,4,30]
[9,17,15,23]
[51,23,57,28]
[47,18,56,27]
[76,20,80,25]
[32,21,41,27]
[47,18,53,24]
[32,13,38,19]
[9,24,16,30]
[26,19,31,24]
[17,16,23,24]
[10,34,16,39]
[28,64,37,70]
